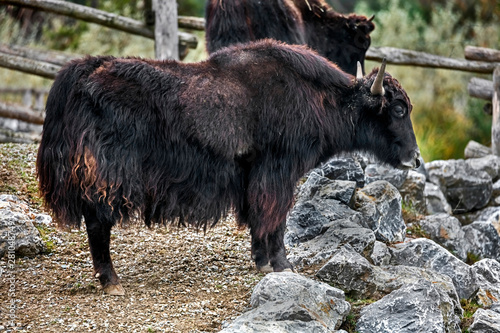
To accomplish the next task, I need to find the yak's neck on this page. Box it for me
[321,86,359,161]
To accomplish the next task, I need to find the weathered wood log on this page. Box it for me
[154,0,178,60]
[0,52,59,79]
[464,140,492,159]
[0,101,45,125]
[0,128,39,143]
[465,46,500,63]
[0,87,50,95]
[178,16,205,31]
[0,43,80,66]
[1,0,198,48]
[366,47,500,74]
[468,77,494,101]
[492,66,500,156]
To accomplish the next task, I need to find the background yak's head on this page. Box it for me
[352,60,421,170]
[321,13,375,75]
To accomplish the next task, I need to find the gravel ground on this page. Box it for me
[0,143,264,332]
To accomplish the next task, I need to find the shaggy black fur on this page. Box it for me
[37,40,418,290]
[205,0,375,75]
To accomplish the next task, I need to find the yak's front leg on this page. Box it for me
[266,219,293,272]
[83,206,124,295]
[247,161,296,273]
[250,220,293,272]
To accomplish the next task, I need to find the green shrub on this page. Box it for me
[356,0,499,161]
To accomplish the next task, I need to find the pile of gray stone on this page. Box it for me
[0,194,48,258]
[221,143,500,333]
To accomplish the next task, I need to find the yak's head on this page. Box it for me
[321,13,375,75]
[352,60,421,170]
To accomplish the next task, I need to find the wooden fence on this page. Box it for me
[0,0,499,150]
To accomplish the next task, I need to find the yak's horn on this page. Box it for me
[356,61,363,80]
[370,58,386,96]
[368,14,375,21]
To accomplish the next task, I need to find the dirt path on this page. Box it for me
[1,218,263,332]
[1,143,264,332]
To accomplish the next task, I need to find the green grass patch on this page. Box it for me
[460,299,481,332]
[339,297,377,333]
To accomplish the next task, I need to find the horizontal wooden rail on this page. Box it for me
[465,46,500,63]
[367,47,500,74]
[0,52,59,79]
[468,78,493,101]
[1,0,198,48]
[0,43,80,66]
[0,101,44,125]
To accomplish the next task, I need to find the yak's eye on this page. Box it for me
[392,105,406,118]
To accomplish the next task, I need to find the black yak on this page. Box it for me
[37,40,420,295]
[205,0,375,75]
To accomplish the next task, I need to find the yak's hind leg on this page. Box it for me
[83,205,124,295]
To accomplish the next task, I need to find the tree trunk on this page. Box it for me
[492,67,500,156]
[153,0,179,60]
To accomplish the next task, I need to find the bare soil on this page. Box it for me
[0,143,265,332]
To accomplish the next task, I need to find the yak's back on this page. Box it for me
[205,0,305,53]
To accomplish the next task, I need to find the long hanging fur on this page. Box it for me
[205,0,375,75]
[37,40,417,240]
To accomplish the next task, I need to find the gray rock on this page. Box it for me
[399,170,426,213]
[297,172,357,205]
[424,182,453,215]
[221,272,350,333]
[287,218,375,269]
[469,308,500,333]
[462,221,500,262]
[356,279,462,333]
[426,159,492,214]
[492,180,500,206]
[353,180,406,242]
[492,303,500,314]
[285,202,331,246]
[285,172,362,247]
[464,140,491,159]
[466,155,500,182]
[472,259,500,307]
[417,214,468,260]
[389,238,478,299]
[364,164,408,189]
[316,245,459,304]
[0,198,46,257]
[370,241,391,266]
[318,157,365,188]
[456,206,500,226]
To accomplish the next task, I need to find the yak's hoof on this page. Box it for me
[282,268,294,273]
[103,283,125,296]
[257,264,274,273]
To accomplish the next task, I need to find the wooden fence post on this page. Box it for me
[492,66,500,156]
[154,0,179,60]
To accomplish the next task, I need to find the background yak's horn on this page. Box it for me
[356,61,363,80]
[370,58,386,96]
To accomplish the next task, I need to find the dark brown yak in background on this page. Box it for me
[37,40,420,295]
[205,0,375,75]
